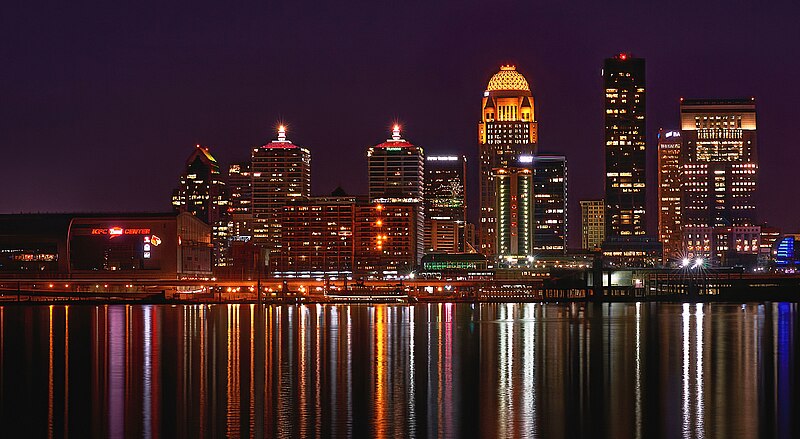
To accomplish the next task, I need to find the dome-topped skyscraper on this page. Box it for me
[477,65,538,257]
[486,65,531,92]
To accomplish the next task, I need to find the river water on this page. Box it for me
[0,302,797,438]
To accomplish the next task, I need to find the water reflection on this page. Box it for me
[0,302,798,438]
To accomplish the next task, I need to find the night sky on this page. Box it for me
[3,1,799,247]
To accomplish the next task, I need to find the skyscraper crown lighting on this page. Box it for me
[486,65,530,92]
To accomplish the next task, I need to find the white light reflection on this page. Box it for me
[498,303,514,439]
[681,303,706,439]
[695,303,705,438]
[682,303,690,438]
[521,303,537,437]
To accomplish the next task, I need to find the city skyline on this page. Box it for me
[2,4,799,437]
[3,2,799,249]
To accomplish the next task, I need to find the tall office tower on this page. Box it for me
[226,163,253,241]
[251,125,311,256]
[172,144,229,266]
[680,98,758,266]
[367,125,425,263]
[424,155,467,254]
[494,167,533,257]
[580,200,606,250]
[531,155,568,254]
[604,53,646,238]
[657,129,683,265]
[478,65,538,257]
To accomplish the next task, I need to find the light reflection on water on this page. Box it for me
[0,302,798,438]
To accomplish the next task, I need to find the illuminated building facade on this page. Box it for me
[680,99,758,266]
[0,213,212,278]
[604,53,646,238]
[601,236,662,268]
[276,192,357,278]
[684,226,761,268]
[478,65,537,256]
[226,163,253,241]
[658,129,683,265]
[171,144,228,266]
[367,125,424,263]
[272,192,419,279]
[354,202,418,277]
[580,199,605,250]
[774,234,800,271]
[424,155,467,254]
[531,155,567,254]
[494,167,533,257]
[251,126,311,255]
[758,226,781,268]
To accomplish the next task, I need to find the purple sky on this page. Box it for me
[2,1,798,247]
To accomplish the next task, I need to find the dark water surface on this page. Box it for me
[1,302,798,438]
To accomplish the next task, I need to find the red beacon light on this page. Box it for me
[619,53,628,60]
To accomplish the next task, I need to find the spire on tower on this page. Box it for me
[277,125,287,142]
[391,124,401,141]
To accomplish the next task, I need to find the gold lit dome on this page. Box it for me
[486,65,530,92]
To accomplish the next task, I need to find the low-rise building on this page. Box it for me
[0,213,212,279]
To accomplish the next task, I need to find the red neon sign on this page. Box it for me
[91,227,152,238]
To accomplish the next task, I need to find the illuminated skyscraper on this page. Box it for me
[494,167,533,257]
[478,65,538,256]
[367,125,424,263]
[424,155,467,254]
[657,129,682,264]
[580,199,605,250]
[172,144,228,266]
[226,162,253,241]
[604,53,646,237]
[251,126,311,254]
[531,155,567,254]
[680,98,758,266]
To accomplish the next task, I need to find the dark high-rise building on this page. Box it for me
[172,144,229,266]
[494,167,533,257]
[251,126,311,256]
[367,125,424,263]
[680,98,758,266]
[531,155,567,254]
[604,53,646,238]
[478,65,538,257]
[424,155,467,254]
[226,162,253,241]
[657,129,683,265]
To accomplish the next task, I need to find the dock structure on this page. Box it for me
[1,269,799,304]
